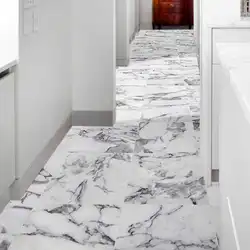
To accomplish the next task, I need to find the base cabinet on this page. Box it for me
[0,73,15,195]
[153,0,193,28]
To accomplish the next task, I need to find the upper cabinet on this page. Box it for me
[0,72,15,196]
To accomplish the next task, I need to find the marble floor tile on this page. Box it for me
[8,203,219,250]
[9,235,114,250]
[129,58,181,68]
[126,154,207,205]
[2,30,216,250]
[33,151,206,207]
[0,201,33,249]
[142,88,194,109]
[146,79,187,87]
[116,110,142,124]
[116,98,146,110]
[62,125,140,153]
[117,66,187,81]
[135,119,198,156]
[115,204,219,250]
[116,79,147,86]
[141,106,191,120]
[116,85,146,109]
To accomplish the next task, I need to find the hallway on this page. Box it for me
[0,30,219,250]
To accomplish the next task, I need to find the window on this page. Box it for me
[241,0,250,17]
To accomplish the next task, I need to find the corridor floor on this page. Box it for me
[0,30,219,250]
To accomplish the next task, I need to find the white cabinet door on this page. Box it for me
[0,73,15,194]
[212,64,224,170]
[212,28,250,64]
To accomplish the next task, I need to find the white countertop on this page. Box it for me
[216,42,250,124]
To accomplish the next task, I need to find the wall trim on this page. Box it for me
[140,23,153,30]
[72,110,116,126]
[129,25,140,44]
[0,187,11,212]
[136,24,140,33]
[211,169,219,182]
[116,58,130,67]
[129,30,136,44]
[0,114,72,211]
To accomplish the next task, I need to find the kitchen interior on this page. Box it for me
[1,0,250,249]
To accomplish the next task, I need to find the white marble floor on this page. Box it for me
[0,30,219,250]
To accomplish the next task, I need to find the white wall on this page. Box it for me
[72,0,116,112]
[128,0,136,41]
[116,0,130,65]
[16,0,72,178]
[0,0,18,66]
[135,0,140,31]
[193,0,200,59]
[116,0,139,66]
[139,0,152,30]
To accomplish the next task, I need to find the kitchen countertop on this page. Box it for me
[216,42,250,124]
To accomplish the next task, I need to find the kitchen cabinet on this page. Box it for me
[0,72,15,195]
[153,0,193,28]
[200,26,250,185]
[216,44,250,249]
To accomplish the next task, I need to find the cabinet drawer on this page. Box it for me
[159,2,184,13]
[159,13,185,24]
[0,73,15,194]
[212,28,250,64]
[159,1,185,13]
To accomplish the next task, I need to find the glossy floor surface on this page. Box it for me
[0,30,219,250]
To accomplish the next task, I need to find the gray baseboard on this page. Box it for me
[0,114,72,211]
[140,23,153,30]
[116,58,129,67]
[129,32,135,44]
[211,169,219,182]
[136,24,140,33]
[0,187,11,212]
[129,26,140,44]
[72,110,115,126]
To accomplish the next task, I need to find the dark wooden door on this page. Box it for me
[153,0,193,27]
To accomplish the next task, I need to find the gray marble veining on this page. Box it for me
[0,30,219,250]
